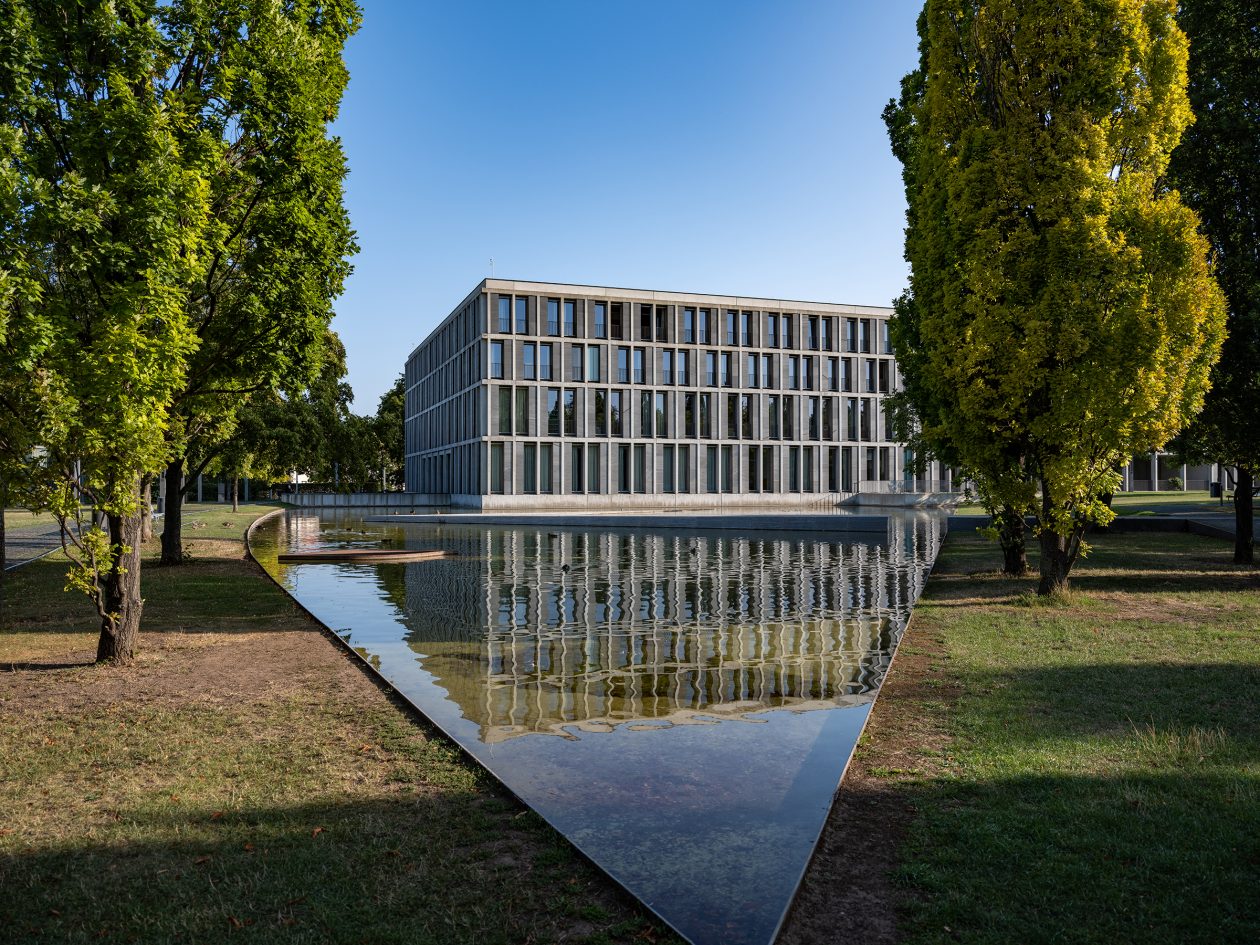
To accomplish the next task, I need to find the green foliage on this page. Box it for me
[888,0,1227,590]
[1166,0,1260,472]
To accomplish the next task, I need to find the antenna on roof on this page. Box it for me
[489,257,494,277]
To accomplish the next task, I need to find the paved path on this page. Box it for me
[3,521,64,570]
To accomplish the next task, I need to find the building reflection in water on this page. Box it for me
[397,523,940,744]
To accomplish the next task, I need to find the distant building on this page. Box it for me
[403,279,955,509]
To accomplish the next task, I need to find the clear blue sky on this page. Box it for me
[332,0,923,412]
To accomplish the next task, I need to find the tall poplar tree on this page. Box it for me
[890,0,1226,594]
[1167,0,1260,564]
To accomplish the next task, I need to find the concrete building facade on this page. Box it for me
[405,279,952,509]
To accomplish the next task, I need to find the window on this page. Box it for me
[547,298,560,336]
[741,311,753,345]
[677,350,689,385]
[847,398,859,440]
[879,359,890,393]
[823,397,834,440]
[588,345,601,382]
[617,346,630,383]
[515,296,528,334]
[726,394,739,439]
[523,443,537,493]
[547,388,560,436]
[827,357,838,392]
[634,444,647,493]
[540,444,554,493]
[881,320,892,354]
[564,389,578,436]
[640,304,653,341]
[655,306,668,342]
[618,444,631,493]
[725,310,738,345]
[570,345,584,382]
[595,389,608,436]
[789,446,800,492]
[860,398,872,440]
[842,357,854,392]
[594,302,607,338]
[808,397,820,439]
[787,356,799,390]
[683,308,695,344]
[490,340,504,379]
[684,392,696,437]
[633,348,645,384]
[641,391,653,437]
[610,390,624,436]
[761,354,772,389]
[706,445,719,493]
[845,318,857,352]
[807,316,819,350]
[587,444,600,493]
[866,358,877,393]
[571,444,584,493]
[721,352,733,387]
[783,395,795,438]
[678,445,691,493]
[740,394,753,439]
[803,356,815,391]
[821,317,833,352]
[783,314,795,348]
[497,296,511,333]
[700,393,713,438]
[721,445,734,493]
[656,392,668,437]
[662,349,673,385]
[663,444,675,493]
[498,386,512,434]
[767,313,779,348]
[706,351,717,386]
[611,303,624,340]
[804,446,815,492]
[523,343,536,380]
[516,388,529,435]
[698,309,712,344]
[490,443,505,494]
[768,394,780,439]
[539,343,553,381]
[859,318,871,353]
[762,446,774,492]
[747,446,759,493]
[563,299,576,337]
[828,446,840,492]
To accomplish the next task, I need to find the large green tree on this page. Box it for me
[156,0,359,566]
[0,1,210,659]
[1167,0,1260,564]
[891,0,1226,594]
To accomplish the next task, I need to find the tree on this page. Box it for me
[890,0,1226,594]
[156,0,359,566]
[373,374,405,490]
[0,1,211,660]
[1166,0,1260,564]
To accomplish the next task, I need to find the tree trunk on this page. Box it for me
[139,475,154,542]
[1037,480,1084,595]
[231,475,239,513]
[996,504,1029,576]
[0,480,7,607]
[160,457,184,566]
[96,508,143,664]
[1235,466,1254,566]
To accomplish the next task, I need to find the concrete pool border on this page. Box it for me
[365,511,891,534]
[246,506,943,945]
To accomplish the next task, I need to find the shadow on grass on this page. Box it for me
[0,791,673,945]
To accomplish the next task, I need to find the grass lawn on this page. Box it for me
[953,490,1236,516]
[884,529,1260,944]
[0,516,671,944]
[3,509,60,533]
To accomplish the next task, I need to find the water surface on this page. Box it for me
[250,513,940,945]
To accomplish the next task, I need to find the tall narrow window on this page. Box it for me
[746,354,757,388]
[662,349,673,385]
[706,351,717,386]
[564,389,578,436]
[804,446,815,492]
[594,389,608,436]
[808,397,820,440]
[539,343,553,381]
[678,445,691,493]
[787,356,799,390]
[547,388,560,436]
[633,348,645,384]
[490,341,504,379]
[663,445,675,493]
[547,298,560,336]
[587,443,601,493]
[768,395,780,439]
[523,343,536,380]
[677,350,689,385]
[617,347,630,383]
[540,444,553,493]
[706,445,719,493]
[640,305,653,341]
[641,391,653,437]
[634,444,647,493]
[497,296,511,333]
[721,445,734,493]
[515,296,528,334]
[698,309,711,344]
[593,302,607,338]
[570,444,584,493]
[767,313,779,348]
[683,308,695,344]
[588,344,601,382]
[563,299,576,337]
[655,306,668,342]
[611,303,624,340]
[725,310,738,345]
[726,394,738,439]
[762,446,774,492]
[618,444,631,493]
[610,390,624,436]
[741,394,753,439]
[523,443,537,493]
[570,345,584,382]
[721,352,733,387]
[516,388,529,435]
[783,396,795,439]
[684,393,696,438]
[700,393,712,438]
[789,446,800,492]
[747,445,759,492]
[498,386,512,435]
[783,314,795,348]
[656,392,668,437]
[859,319,871,353]
[741,311,753,345]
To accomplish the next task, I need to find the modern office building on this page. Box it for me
[404,279,952,509]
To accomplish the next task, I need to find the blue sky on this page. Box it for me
[332,0,923,411]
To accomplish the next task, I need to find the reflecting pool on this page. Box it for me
[250,513,942,945]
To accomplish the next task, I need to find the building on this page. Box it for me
[404,279,953,509]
